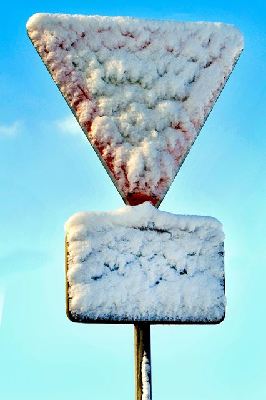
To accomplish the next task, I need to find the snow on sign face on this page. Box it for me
[65,203,225,323]
[27,14,243,206]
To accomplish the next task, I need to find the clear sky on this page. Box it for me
[0,1,266,399]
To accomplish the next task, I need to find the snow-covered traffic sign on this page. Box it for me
[27,14,243,206]
[65,202,225,324]
[27,12,243,400]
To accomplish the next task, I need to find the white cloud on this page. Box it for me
[0,291,4,327]
[0,121,22,137]
[56,115,81,135]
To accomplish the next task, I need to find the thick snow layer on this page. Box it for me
[65,202,225,323]
[27,14,243,206]
[142,352,151,400]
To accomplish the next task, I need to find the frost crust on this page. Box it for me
[27,14,243,204]
[65,202,225,322]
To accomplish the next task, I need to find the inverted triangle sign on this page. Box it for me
[27,14,243,206]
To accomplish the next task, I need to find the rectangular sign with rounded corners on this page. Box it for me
[65,203,225,324]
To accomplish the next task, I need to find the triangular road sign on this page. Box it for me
[27,14,243,206]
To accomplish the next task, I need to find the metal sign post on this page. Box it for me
[135,323,152,400]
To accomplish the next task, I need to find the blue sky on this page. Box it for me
[1,1,266,399]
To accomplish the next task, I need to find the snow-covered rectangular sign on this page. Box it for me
[65,203,225,324]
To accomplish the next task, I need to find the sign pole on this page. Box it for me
[134,322,152,400]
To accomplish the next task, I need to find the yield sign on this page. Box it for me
[27,14,243,206]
